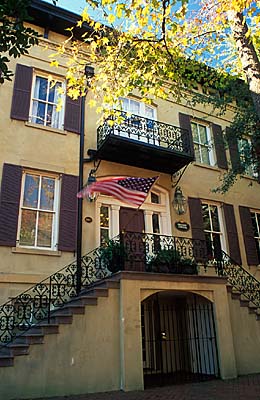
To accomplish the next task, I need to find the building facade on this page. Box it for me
[1,1,260,399]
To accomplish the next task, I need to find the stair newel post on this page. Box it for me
[48,276,52,324]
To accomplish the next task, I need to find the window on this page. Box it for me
[29,74,65,129]
[151,192,160,204]
[100,205,110,245]
[251,211,260,262]
[238,138,257,178]
[191,121,215,166]
[17,171,60,250]
[202,203,223,259]
[120,97,156,120]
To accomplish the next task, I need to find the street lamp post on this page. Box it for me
[76,65,95,295]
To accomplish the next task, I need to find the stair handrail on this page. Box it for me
[214,250,260,308]
[0,236,122,345]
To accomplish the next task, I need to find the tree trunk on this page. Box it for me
[227,10,260,120]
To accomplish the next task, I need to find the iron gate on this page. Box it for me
[141,294,220,387]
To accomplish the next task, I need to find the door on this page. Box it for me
[119,207,146,271]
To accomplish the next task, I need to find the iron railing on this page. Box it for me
[214,251,260,308]
[0,234,206,345]
[97,111,193,156]
[2,233,260,346]
[119,231,207,273]
[0,240,119,345]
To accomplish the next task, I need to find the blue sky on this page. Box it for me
[43,0,87,15]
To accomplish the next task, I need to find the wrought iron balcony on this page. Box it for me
[95,111,194,173]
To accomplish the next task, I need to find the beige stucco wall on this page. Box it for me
[228,293,260,375]
[0,286,121,400]
[0,32,85,303]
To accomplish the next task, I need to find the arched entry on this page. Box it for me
[141,291,220,387]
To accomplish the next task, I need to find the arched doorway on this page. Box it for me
[141,291,220,387]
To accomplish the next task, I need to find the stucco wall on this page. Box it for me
[0,287,121,400]
[228,293,260,375]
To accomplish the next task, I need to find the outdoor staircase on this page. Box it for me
[214,250,260,321]
[0,278,119,368]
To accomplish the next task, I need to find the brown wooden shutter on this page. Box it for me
[10,64,33,121]
[64,95,82,134]
[58,174,78,252]
[212,124,228,169]
[0,164,23,246]
[179,113,195,159]
[226,127,242,172]
[223,203,241,264]
[188,197,207,262]
[239,206,259,265]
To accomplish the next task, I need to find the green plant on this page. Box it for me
[100,239,127,273]
[148,248,198,275]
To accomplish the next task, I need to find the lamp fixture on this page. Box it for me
[86,169,97,202]
[173,186,187,215]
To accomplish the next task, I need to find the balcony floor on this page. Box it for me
[95,135,194,174]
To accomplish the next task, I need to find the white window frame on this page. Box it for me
[17,170,60,251]
[201,202,226,256]
[119,97,157,120]
[95,185,171,247]
[29,72,65,130]
[191,120,216,166]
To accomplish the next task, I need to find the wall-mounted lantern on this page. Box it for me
[173,186,187,215]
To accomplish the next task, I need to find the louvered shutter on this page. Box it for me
[223,204,241,264]
[0,164,23,246]
[188,197,207,262]
[10,64,33,121]
[239,206,259,265]
[58,174,78,252]
[64,95,82,134]
[226,127,242,173]
[212,124,228,169]
[179,113,195,158]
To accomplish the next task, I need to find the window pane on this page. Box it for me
[151,192,160,204]
[251,213,258,237]
[40,177,55,211]
[191,123,199,142]
[37,212,53,247]
[130,100,140,114]
[100,228,109,245]
[23,174,39,208]
[100,206,109,228]
[199,125,208,144]
[210,205,220,231]
[19,210,37,246]
[31,101,46,125]
[34,77,48,101]
[48,81,62,103]
[152,213,160,233]
[46,104,54,126]
[194,144,200,161]
[202,204,211,230]
[201,146,210,164]
[145,106,155,119]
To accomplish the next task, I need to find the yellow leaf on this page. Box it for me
[50,60,59,68]
[107,14,116,24]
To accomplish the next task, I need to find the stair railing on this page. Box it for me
[0,237,122,345]
[214,251,260,308]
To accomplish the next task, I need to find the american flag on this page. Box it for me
[77,176,158,207]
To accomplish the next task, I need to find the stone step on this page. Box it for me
[0,355,13,367]
[7,343,29,356]
[82,287,109,298]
